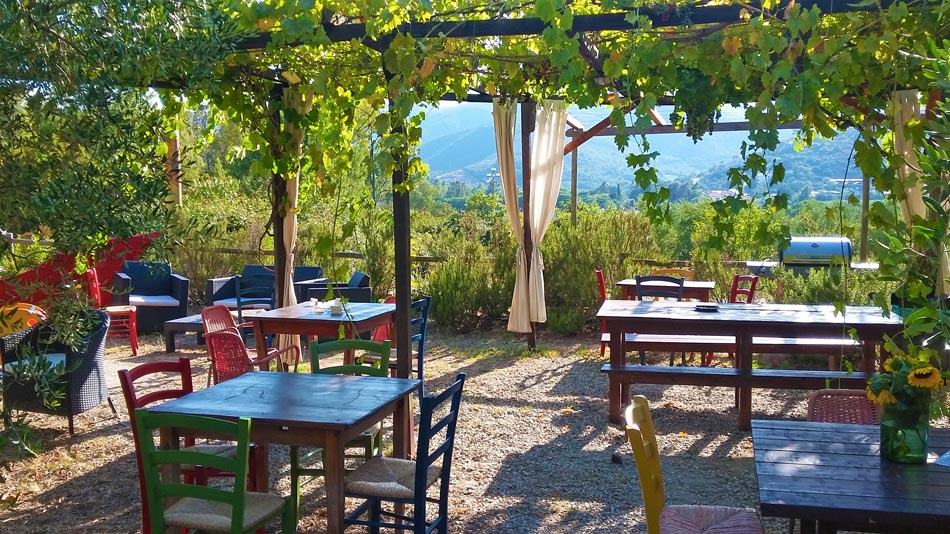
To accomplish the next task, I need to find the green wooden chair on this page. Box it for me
[289,338,391,520]
[133,408,295,534]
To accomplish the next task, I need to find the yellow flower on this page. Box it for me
[867,387,897,404]
[907,365,944,389]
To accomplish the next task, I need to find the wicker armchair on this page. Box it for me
[1,310,114,434]
[807,389,880,425]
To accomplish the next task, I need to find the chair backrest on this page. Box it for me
[414,373,466,522]
[201,304,239,335]
[235,273,275,320]
[807,389,881,425]
[205,330,256,384]
[595,270,607,334]
[730,274,759,304]
[122,261,172,295]
[309,338,391,376]
[348,271,371,288]
[635,275,685,301]
[83,268,110,308]
[652,267,695,281]
[624,396,665,534]
[117,358,195,534]
[410,297,432,373]
[134,408,252,534]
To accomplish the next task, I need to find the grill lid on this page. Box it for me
[779,237,852,265]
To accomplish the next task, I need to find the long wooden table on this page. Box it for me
[598,300,903,428]
[616,278,715,301]
[149,371,420,534]
[753,419,950,533]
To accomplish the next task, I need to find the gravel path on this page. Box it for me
[0,328,882,533]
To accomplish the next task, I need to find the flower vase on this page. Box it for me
[880,394,930,464]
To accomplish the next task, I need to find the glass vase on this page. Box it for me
[880,394,930,464]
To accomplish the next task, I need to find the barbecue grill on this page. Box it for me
[747,236,858,277]
[779,236,852,267]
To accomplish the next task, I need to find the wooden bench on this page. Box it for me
[612,333,860,368]
[601,364,872,428]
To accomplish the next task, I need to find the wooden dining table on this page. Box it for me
[248,301,396,363]
[752,419,950,533]
[598,300,903,427]
[149,371,420,534]
[616,278,715,301]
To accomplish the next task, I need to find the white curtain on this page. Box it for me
[493,99,567,333]
[893,90,950,295]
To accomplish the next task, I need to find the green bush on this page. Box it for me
[770,266,893,305]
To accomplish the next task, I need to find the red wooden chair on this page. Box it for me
[704,274,760,366]
[204,329,300,384]
[596,270,610,358]
[117,358,261,534]
[84,267,138,356]
[729,274,759,304]
[807,389,880,425]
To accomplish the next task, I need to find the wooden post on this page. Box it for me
[521,100,537,348]
[860,174,870,262]
[269,86,289,307]
[571,147,578,227]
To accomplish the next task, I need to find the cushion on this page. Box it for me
[123,261,171,296]
[660,505,763,533]
[3,352,65,373]
[213,298,270,310]
[130,295,180,307]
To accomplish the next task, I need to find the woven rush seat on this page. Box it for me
[661,504,764,533]
[164,491,287,532]
[345,457,441,500]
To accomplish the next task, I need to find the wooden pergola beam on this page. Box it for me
[234,0,893,51]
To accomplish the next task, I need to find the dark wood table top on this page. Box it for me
[752,419,950,530]
[149,371,420,431]
[249,301,396,325]
[597,300,902,336]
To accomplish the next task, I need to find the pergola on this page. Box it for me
[213,0,913,363]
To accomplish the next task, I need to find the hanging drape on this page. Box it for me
[493,99,567,333]
[893,90,950,295]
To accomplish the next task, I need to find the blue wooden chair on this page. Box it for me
[344,373,467,534]
[635,275,685,365]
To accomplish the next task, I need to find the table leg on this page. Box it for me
[253,322,267,366]
[164,330,175,353]
[817,521,838,534]
[323,433,345,534]
[800,519,817,534]
[736,332,753,431]
[608,322,626,424]
[253,443,269,493]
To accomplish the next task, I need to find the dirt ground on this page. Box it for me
[0,327,935,533]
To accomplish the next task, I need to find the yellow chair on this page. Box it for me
[625,396,763,534]
[652,267,695,281]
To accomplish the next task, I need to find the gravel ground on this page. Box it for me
[0,327,906,533]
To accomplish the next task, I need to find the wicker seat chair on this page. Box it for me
[344,373,467,534]
[1,310,114,434]
[807,388,881,425]
[625,395,763,534]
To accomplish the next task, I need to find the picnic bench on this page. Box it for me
[598,300,903,430]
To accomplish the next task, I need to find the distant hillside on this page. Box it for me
[418,103,868,200]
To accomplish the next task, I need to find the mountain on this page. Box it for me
[418,103,867,199]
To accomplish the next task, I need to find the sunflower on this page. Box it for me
[907,365,945,388]
[883,356,909,373]
[867,387,897,404]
